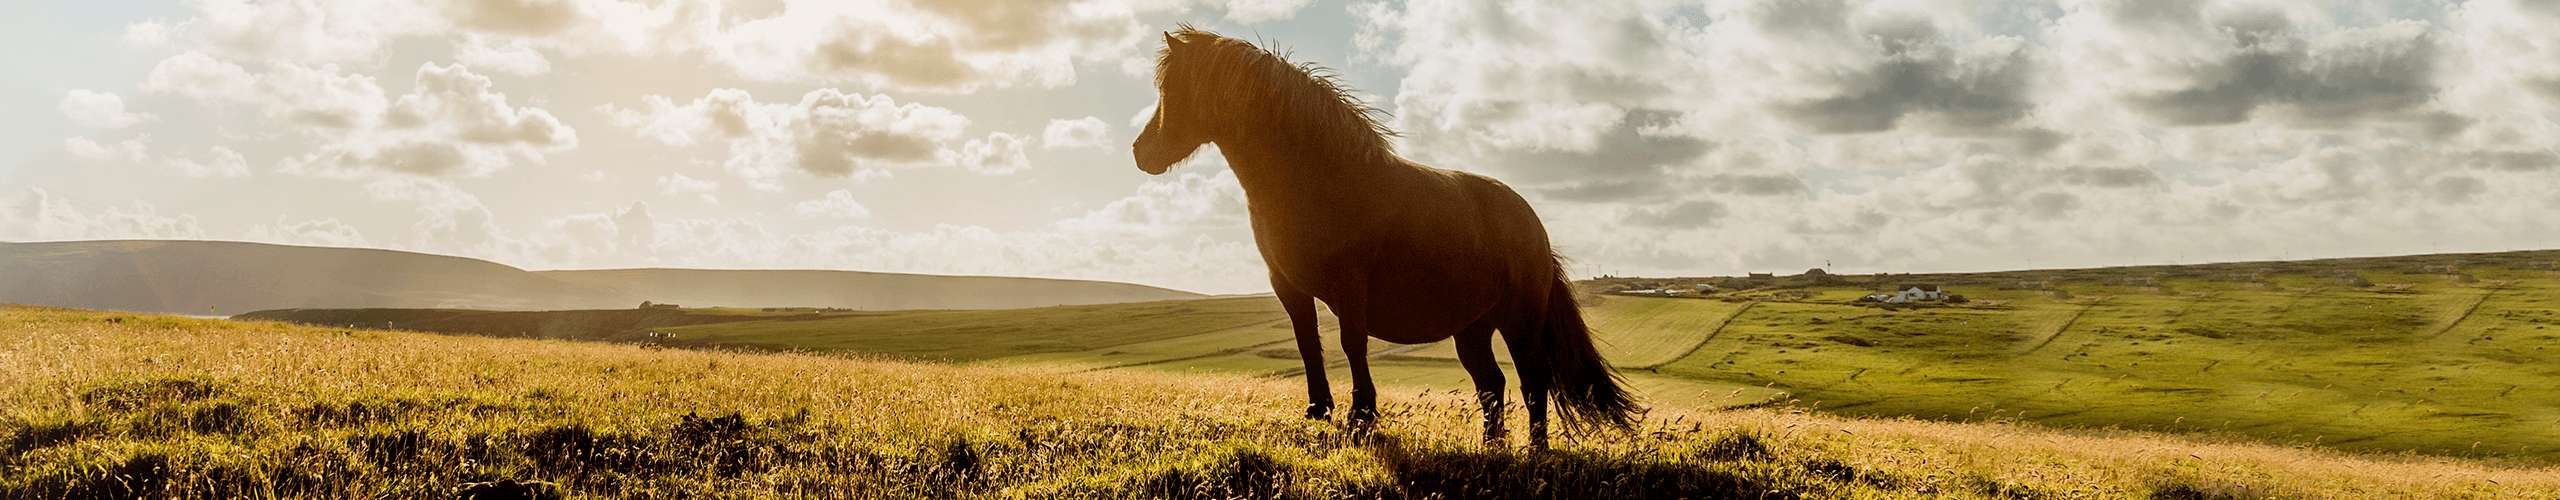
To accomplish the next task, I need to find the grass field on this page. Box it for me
[9,306,2560,498]
[240,250,2560,463]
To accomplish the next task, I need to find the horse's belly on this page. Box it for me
[1352,256,1504,344]
[1358,294,1495,344]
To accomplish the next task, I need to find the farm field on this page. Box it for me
[241,250,2560,462]
[9,306,2560,497]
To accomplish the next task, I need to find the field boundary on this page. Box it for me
[1075,336,1297,373]
[2022,301,2100,354]
[1638,301,1759,371]
[2426,284,2505,339]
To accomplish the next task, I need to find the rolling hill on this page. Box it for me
[535,268,1204,312]
[0,240,1203,315]
[8,306,2557,497]
[244,249,2560,462]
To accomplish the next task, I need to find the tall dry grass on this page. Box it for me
[3,306,2555,498]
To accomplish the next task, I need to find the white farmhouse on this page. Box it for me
[1887,284,1945,303]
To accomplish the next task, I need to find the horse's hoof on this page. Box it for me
[1304,404,1332,420]
[1346,407,1378,425]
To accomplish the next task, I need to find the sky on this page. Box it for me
[4,0,2558,295]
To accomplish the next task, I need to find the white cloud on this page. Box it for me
[0,188,206,241]
[1042,116,1112,149]
[59,90,156,129]
[703,0,1154,92]
[65,137,152,163]
[362,177,503,250]
[169,146,253,178]
[958,132,1031,174]
[271,62,575,177]
[794,189,872,219]
[656,173,720,202]
[66,136,250,178]
[453,36,554,76]
[607,88,1010,186]
[155,0,430,64]
[245,217,369,247]
[1222,0,1314,23]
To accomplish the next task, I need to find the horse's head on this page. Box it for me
[1135,31,1220,175]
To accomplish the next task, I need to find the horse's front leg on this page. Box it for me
[1277,284,1330,419]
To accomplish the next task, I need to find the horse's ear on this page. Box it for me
[1163,31,1180,47]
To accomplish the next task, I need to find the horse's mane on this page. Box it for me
[1160,25,1397,161]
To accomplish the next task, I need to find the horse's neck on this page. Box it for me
[1214,132,1391,207]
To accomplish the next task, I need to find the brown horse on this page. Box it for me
[1132,27,1638,447]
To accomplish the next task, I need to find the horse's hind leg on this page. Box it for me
[1503,332,1552,450]
[1324,298,1382,428]
[1276,280,1330,420]
[1340,323,1378,426]
[1455,324,1505,445]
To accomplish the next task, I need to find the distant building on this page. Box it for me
[1747,272,1775,279]
[1888,284,1945,303]
[1693,284,1718,293]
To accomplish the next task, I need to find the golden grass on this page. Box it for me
[4,306,2557,498]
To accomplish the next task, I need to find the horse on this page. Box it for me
[1131,26,1639,448]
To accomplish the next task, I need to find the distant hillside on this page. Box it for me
[0,240,1203,315]
[537,268,1203,311]
[0,240,623,315]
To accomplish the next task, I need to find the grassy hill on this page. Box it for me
[6,306,2556,498]
[245,249,2560,463]
[0,240,623,315]
[538,268,1204,312]
[0,240,1203,315]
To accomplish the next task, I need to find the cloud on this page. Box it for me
[443,0,588,37]
[656,173,720,202]
[0,188,206,241]
[65,136,252,178]
[1346,0,2560,283]
[958,133,1031,174]
[59,90,156,129]
[2053,166,2160,188]
[65,137,152,163]
[703,0,1154,92]
[1767,16,2038,134]
[1042,116,1112,149]
[157,0,434,64]
[1622,200,1728,228]
[265,62,576,177]
[245,217,369,247]
[608,88,1031,185]
[169,147,253,178]
[2054,1,2442,127]
[1222,0,1314,23]
[1705,173,1811,196]
[362,177,502,249]
[795,189,872,219]
[453,36,554,76]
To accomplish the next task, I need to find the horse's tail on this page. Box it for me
[1531,272,1641,431]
